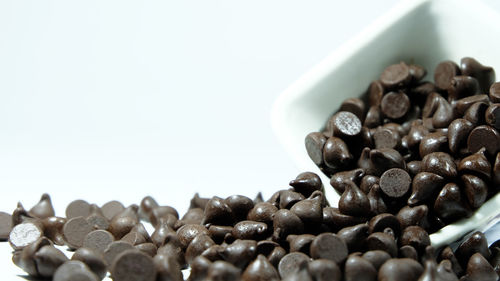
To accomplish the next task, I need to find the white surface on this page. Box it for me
[271,0,500,248]
[1,0,500,279]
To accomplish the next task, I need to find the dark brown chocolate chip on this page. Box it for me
[278,252,311,279]
[327,111,362,138]
[232,220,268,240]
[247,202,278,225]
[419,131,448,158]
[439,246,463,276]
[434,183,470,222]
[360,175,379,194]
[323,136,353,169]
[448,75,481,101]
[220,239,257,269]
[490,82,500,103]
[407,161,421,177]
[205,261,241,281]
[109,216,137,240]
[330,168,364,194]
[485,103,500,131]
[190,193,210,210]
[225,195,254,222]
[241,254,280,281]
[103,241,135,267]
[9,221,44,250]
[396,205,430,230]
[448,118,474,154]
[110,249,156,281]
[282,260,312,281]
[434,60,460,90]
[308,259,341,281]
[369,81,385,106]
[305,132,327,166]
[370,148,406,172]
[208,225,233,244]
[337,223,368,252]
[71,247,107,280]
[344,255,377,281]
[151,220,176,247]
[101,200,125,221]
[340,98,365,120]
[34,245,69,278]
[455,94,490,115]
[362,250,391,270]
[463,253,498,281]
[366,232,397,257]
[373,127,400,149]
[176,224,209,249]
[458,148,491,179]
[409,64,427,82]
[421,152,457,179]
[135,243,157,257]
[468,125,500,157]
[150,205,179,227]
[287,234,315,254]
[368,213,400,235]
[464,101,488,126]
[339,180,370,217]
[278,190,305,209]
[138,196,159,222]
[154,254,183,281]
[456,231,491,266]
[185,234,215,264]
[378,258,423,281]
[462,174,488,209]
[380,62,412,88]
[322,207,366,231]
[379,168,411,198]
[364,106,382,128]
[202,196,234,226]
[290,172,323,197]
[408,172,445,206]
[290,191,323,226]
[381,91,411,120]
[272,209,304,241]
[399,226,430,254]
[367,184,388,215]
[310,233,348,263]
[53,260,99,281]
[0,211,12,241]
[460,57,496,93]
[66,199,92,219]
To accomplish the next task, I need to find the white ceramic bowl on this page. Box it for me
[271,0,500,247]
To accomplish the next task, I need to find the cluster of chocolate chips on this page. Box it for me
[1,180,500,281]
[306,57,500,232]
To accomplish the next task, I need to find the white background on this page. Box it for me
[1,0,500,279]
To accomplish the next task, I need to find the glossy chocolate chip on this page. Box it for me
[379,168,411,199]
[345,255,377,281]
[448,118,474,153]
[485,103,500,130]
[460,57,496,93]
[247,202,277,225]
[419,131,448,158]
[290,191,323,226]
[241,254,279,281]
[323,136,353,169]
[367,183,388,215]
[458,148,491,179]
[360,175,380,194]
[154,254,183,281]
[176,224,209,249]
[225,195,254,222]
[421,152,457,179]
[362,250,391,270]
[289,172,323,197]
[365,106,382,128]
[221,239,257,269]
[337,223,369,252]
[408,172,445,206]
[463,253,498,281]
[310,233,348,263]
[202,196,234,226]
[456,231,491,266]
[439,246,463,276]
[434,183,470,221]
[185,234,215,264]
[370,148,406,172]
[272,209,304,241]
[462,174,488,209]
[369,80,385,106]
[448,75,481,101]
[278,190,305,209]
[330,168,364,194]
[139,196,159,222]
[378,258,423,281]
[463,101,488,126]
[369,213,400,235]
[494,152,500,186]
[322,207,366,231]
[339,180,370,217]
[381,91,411,119]
[468,125,500,155]
[190,193,210,210]
[409,64,427,82]
[232,221,268,240]
[399,226,430,254]
[380,62,412,88]
[434,61,460,90]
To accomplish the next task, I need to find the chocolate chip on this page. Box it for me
[103,241,135,267]
[454,94,490,115]
[247,202,278,226]
[308,259,341,281]
[368,213,400,236]
[109,216,137,240]
[408,172,445,206]
[463,253,498,281]
[421,152,457,179]
[439,246,463,276]
[272,209,304,241]
[13,236,53,276]
[360,175,379,194]
[190,193,210,210]
[220,239,257,269]
[150,205,179,227]
[176,224,209,250]
[380,62,412,88]
[362,250,391,270]
[456,231,491,266]
[232,220,268,240]
[101,200,125,221]
[278,252,310,279]
[290,191,323,227]
[110,249,156,281]
[468,125,500,155]
[154,254,183,281]
[339,180,370,217]
[419,131,448,158]
[485,103,500,131]
[458,148,491,179]
[366,232,397,257]
[139,196,159,222]
[0,212,12,241]
[337,223,368,252]
[86,204,109,231]
[9,221,45,250]
[368,80,385,106]
[185,234,215,264]
[202,196,234,226]
[310,233,348,263]
[490,82,500,103]
[53,260,99,281]
[208,225,233,244]
[344,255,377,281]
[135,243,157,257]
[463,101,488,126]
[448,118,474,154]
[289,172,323,197]
[409,64,427,82]
[327,111,362,138]
[367,183,388,215]
[448,75,481,101]
[34,245,69,278]
[66,199,92,219]
[364,106,382,128]
[379,168,411,198]
[28,193,55,219]
[340,98,366,120]
[151,220,176,247]
[82,229,114,255]
[241,254,279,281]
[71,247,107,280]
[224,195,254,222]
[287,234,315,254]
[330,168,364,194]
[381,91,411,119]
[322,207,366,231]
[460,57,496,93]
[323,136,353,169]
[377,258,423,281]
[278,190,305,209]
[399,226,430,254]
[370,148,406,172]
[434,60,460,90]
[462,174,488,209]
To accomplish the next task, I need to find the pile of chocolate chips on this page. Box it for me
[0,57,499,281]
[1,183,499,281]
[306,57,500,232]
